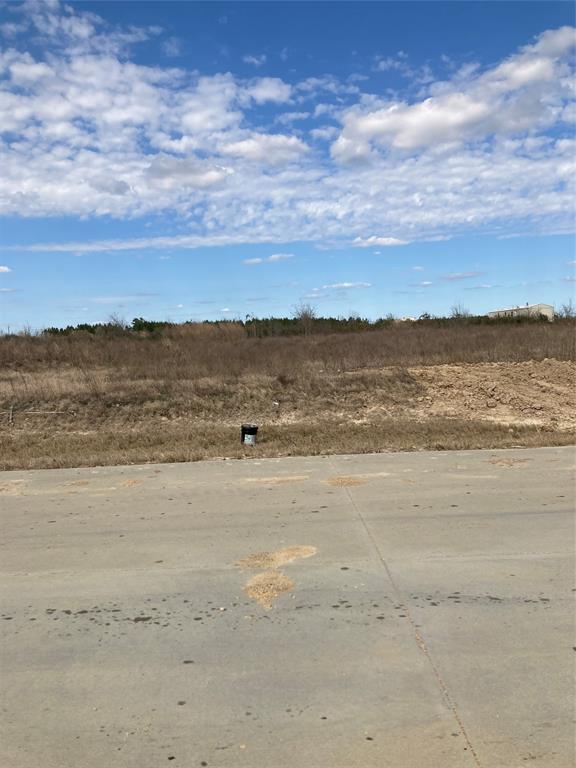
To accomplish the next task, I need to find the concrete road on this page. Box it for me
[1,446,574,768]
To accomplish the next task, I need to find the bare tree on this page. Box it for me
[293,302,316,335]
[558,299,575,319]
[450,303,471,319]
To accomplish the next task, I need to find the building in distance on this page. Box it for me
[488,303,554,321]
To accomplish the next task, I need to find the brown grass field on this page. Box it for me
[1,322,574,470]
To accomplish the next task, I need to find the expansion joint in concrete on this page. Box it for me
[327,457,483,768]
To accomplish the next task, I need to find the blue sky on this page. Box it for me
[0,1,575,330]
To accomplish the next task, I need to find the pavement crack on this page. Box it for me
[327,457,483,768]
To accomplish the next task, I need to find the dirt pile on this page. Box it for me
[410,360,575,430]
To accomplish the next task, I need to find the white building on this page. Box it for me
[487,303,554,321]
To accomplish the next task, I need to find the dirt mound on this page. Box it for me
[410,360,575,430]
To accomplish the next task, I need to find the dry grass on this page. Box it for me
[0,323,574,470]
[1,321,574,376]
[0,418,573,471]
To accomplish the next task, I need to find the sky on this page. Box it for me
[0,0,575,330]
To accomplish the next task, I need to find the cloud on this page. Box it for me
[162,37,182,57]
[243,253,294,265]
[243,54,266,68]
[244,77,292,103]
[267,253,293,262]
[411,281,433,287]
[562,276,576,282]
[0,266,12,273]
[411,266,424,271]
[353,236,408,247]
[4,0,162,57]
[321,282,371,290]
[275,111,310,125]
[145,156,230,189]
[0,7,573,252]
[220,134,308,164]
[90,293,158,305]
[0,287,16,292]
[332,26,575,158]
[442,271,483,281]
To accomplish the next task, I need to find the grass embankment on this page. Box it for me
[1,322,574,470]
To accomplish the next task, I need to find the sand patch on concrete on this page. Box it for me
[243,570,295,609]
[0,481,24,495]
[242,475,309,485]
[327,475,366,487]
[236,545,317,609]
[237,545,317,571]
[488,458,532,468]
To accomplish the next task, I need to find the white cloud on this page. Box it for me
[353,236,408,247]
[267,253,293,262]
[333,26,576,157]
[243,253,294,265]
[411,266,424,271]
[244,77,292,103]
[243,54,266,68]
[145,155,230,189]
[443,271,483,281]
[220,134,308,164]
[275,111,310,125]
[162,37,182,58]
[0,266,12,273]
[322,282,371,290]
[90,294,157,305]
[0,6,573,252]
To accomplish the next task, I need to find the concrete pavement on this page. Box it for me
[1,446,574,767]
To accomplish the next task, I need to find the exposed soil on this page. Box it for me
[409,360,575,430]
[0,361,573,469]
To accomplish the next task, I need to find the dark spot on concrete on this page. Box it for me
[340,567,349,570]
[366,736,373,741]
[182,660,194,664]
[132,616,152,623]
[177,701,186,706]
